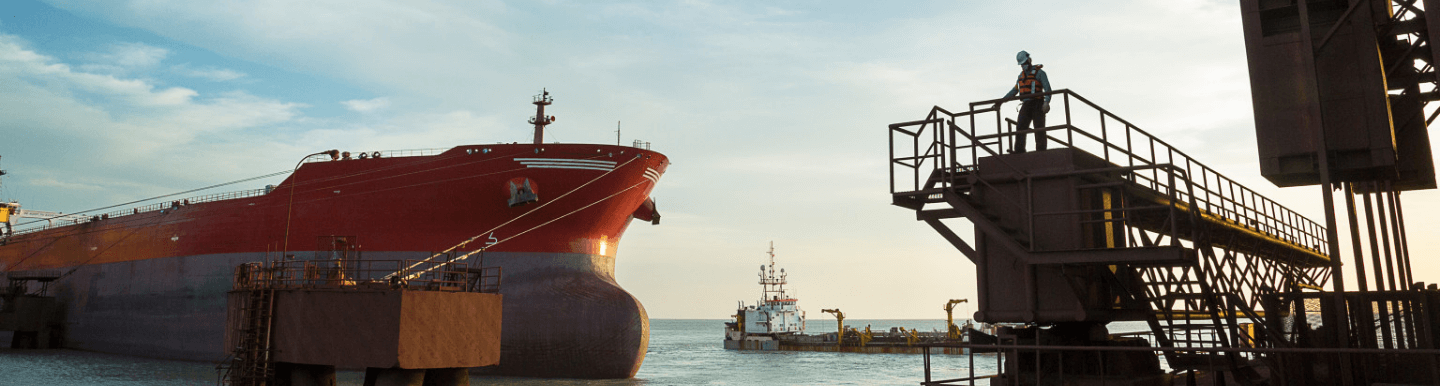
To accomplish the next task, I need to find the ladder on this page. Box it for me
[219,265,277,386]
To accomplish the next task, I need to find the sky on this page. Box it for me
[1,0,1436,320]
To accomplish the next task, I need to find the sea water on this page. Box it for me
[0,319,1152,385]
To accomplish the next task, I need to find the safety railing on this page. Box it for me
[8,148,450,237]
[917,341,1440,386]
[102,189,269,219]
[889,89,1328,259]
[9,188,271,236]
[301,148,448,163]
[231,259,501,293]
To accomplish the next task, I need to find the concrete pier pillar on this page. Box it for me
[363,367,425,386]
[421,368,469,386]
[276,362,337,386]
[9,331,36,349]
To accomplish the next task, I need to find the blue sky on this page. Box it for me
[2,0,1437,319]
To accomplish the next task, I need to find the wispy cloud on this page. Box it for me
[29,177,104,190]
[0,33,303,192]
[101,41,168,67]
[171,63,246,81]
[75,41,169,74]
[341,97,389,113]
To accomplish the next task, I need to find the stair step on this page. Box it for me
[1156,324,1224,330]
[1166,352,1231,371]
[1147,280,1201,285]
[1153,293,1211,300]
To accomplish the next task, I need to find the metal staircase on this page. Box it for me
[219,263,277,386]
[889,89,1333,380]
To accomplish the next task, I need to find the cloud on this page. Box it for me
[341,97,390,113]
[23,0,1440,319]
[43,0,516,108]
[28,177,104,191]
[106,42,168,67]
[171,63,247,81]
[0,33,307,203]
[76,42,168,74]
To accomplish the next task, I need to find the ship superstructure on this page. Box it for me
[737,242,805,335]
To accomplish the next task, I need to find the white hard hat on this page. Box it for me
[1016,50,1030,65]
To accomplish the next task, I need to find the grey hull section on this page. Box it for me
[43,252,260,359]
[14,251,649,378]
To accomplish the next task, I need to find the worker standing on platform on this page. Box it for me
[998,50,1052,153]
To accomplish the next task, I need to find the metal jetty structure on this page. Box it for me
[890,1,1440,384]
[218,236,503,386]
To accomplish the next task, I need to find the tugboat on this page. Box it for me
[724,242,805,350]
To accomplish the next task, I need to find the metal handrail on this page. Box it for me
[9,188,271,236]
[11,148,450,236]
[231,259,501,293]
[918,340,1440,386]
[301,148,447,163]
[890,89,1328,258]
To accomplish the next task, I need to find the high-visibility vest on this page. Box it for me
[1015,64,1044,95]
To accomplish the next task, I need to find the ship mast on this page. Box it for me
[529,89,555,145]
[758,241,788,304]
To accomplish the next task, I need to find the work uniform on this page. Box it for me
[1001,64,1051,153]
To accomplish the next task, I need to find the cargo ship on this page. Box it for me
[0,91,666,379]
[723,243,994,354]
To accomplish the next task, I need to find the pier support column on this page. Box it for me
[421,368,469,386]
[9,331,37,349]
[276,362,337,386]
[363,367,425,386]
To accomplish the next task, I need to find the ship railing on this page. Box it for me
[915,340,1440,386]
[301,148,448,163]
[232,259,501,293]
[100,189,270,219]
[9,188,270,236]
[8,148,445,236]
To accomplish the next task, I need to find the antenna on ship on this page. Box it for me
[759,241,788,304]
[529,89,555,145]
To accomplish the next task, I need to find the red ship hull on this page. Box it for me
[0,143,667,378]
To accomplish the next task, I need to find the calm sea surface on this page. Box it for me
[0,319,1152,385]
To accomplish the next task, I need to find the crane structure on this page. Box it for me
[943,299,968,340]
[892,2,1440,384]
[821,308,845,344]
